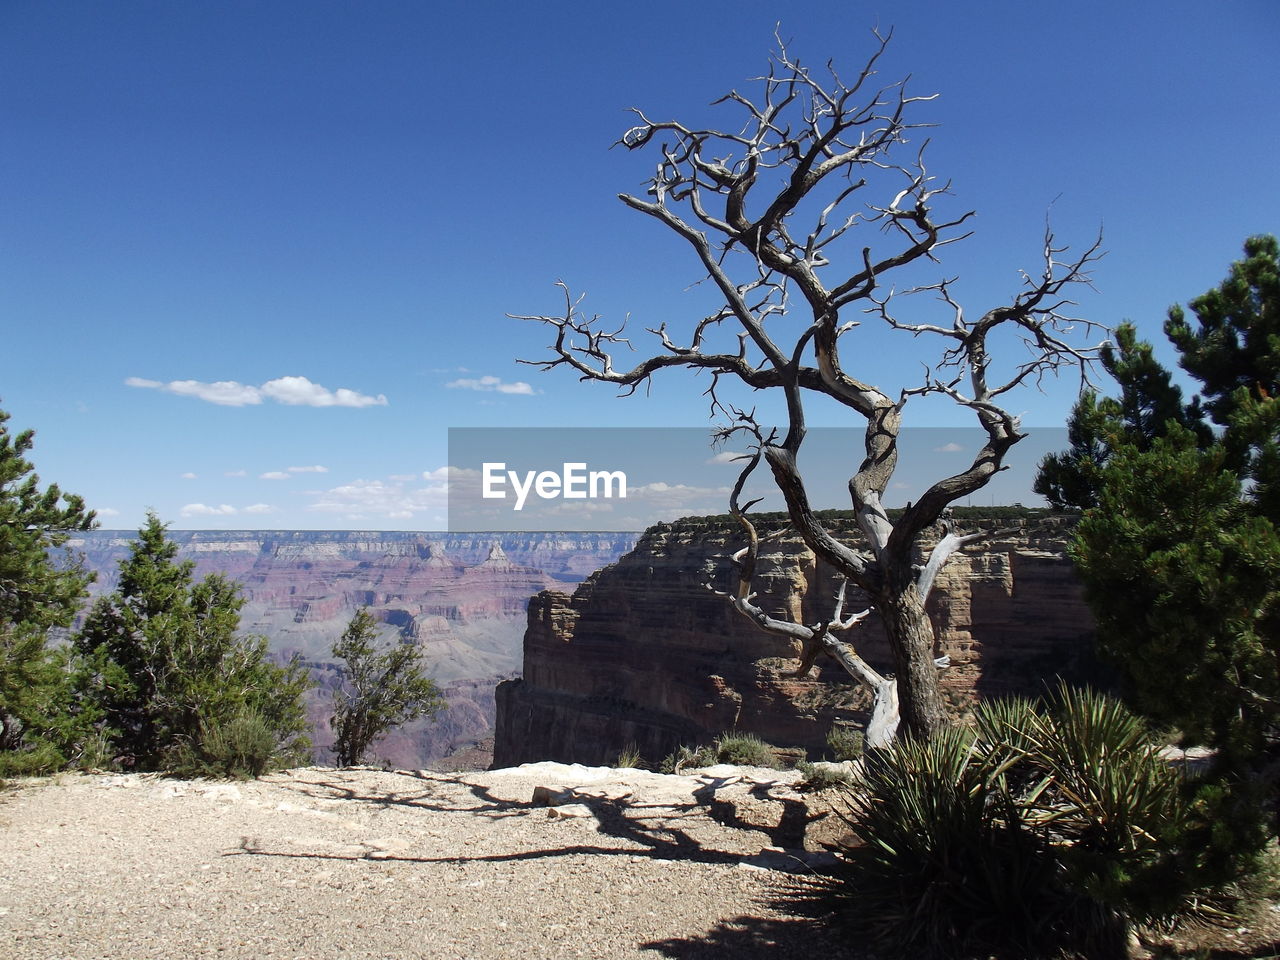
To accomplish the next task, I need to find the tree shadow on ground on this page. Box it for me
[235,770,871,956]
[691,776,832,849]
[268,768,538,820]
[641,916,858,959]
[236,768,814,869]
[642,881,863,960]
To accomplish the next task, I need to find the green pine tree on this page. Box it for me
[73,513,312,776]
[1035,324,1208,510]
[1038,237,1280,865]
[330,608,443,767]
[0,405,97,775]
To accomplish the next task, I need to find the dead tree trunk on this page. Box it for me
[877,572,948,739]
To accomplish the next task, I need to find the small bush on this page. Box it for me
[168,710,278,780]
[826,726,864,761]
[0,739,65,778]
[616,742,645,769]
[795,760,854,792]
[713,731,779,768]
[659,732,782,773]
[660,744,717,774]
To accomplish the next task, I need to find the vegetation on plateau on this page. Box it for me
[0,405,97,775]
[329,607,444,767]
[1039,235,1280,877]
[71,512,312,778]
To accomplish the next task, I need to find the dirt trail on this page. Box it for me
[1,764,857,960]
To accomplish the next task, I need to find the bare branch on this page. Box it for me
[520,30,1104,743]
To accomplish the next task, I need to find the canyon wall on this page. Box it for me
[66,530,636,768]
[493,514,1100,768]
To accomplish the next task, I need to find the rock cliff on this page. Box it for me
[493,514,1100,768]
[66,530,636,767]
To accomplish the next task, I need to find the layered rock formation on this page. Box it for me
[493,514,1100,768]
[66,530,636,767]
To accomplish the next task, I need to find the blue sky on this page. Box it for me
[2,1,1277,530]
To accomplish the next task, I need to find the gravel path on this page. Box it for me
[1,765,859,960]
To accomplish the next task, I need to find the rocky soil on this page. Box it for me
[1,764,857,960]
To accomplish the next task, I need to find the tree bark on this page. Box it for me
[877,570,947,740]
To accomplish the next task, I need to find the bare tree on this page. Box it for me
[516,31,1102,742]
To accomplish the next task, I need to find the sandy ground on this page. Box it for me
[0,764,859,960]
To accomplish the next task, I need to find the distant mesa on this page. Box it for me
[481,543,512,568]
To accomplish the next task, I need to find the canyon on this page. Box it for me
[65,513,1098,773]
[493,512,1100,768]
[65,530,637,768]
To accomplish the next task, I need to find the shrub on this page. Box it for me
[659,744,717,774]
[795,760,854,792]
[826,726,864,762]
[713,731,779,768]
[168,710,278,780]
[660,731,781,773]
[616,742,645,769]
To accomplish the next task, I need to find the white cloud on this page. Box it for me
[630,481,733,509]
[934,442,965,453]
[445,374,536,396]
[423,466,480,481]
[125,375,387,408]
[126,377,262,406]
[224,469,247,477]
[706,451,749,465]
[180,503,237,517]
[96,507,121,517]
[286,465,328,474]
[260,471,291,481]
[260,376,387,408]
[180,472,197,480]
[243,503,277,514]
[306,472,451,520]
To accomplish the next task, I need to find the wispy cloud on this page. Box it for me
[224,469,247,477]
[287,464,328,474]
[97,507,121,517]
[305,470,454,520]
[180,472,197,480]
[445,375,536,396]
[243,503,276,515]
[260,471,291,481]
[934,442,965,453]
[125,375,387,408]
[180,503,238,517]
[706,451,749,466]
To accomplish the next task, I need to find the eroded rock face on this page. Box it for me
[493,515,1100,768]
[66,530,637,767]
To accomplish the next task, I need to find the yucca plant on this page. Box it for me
[833,689,1207,959]
[1009,686,1192,952]
[838,726,1060,957]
